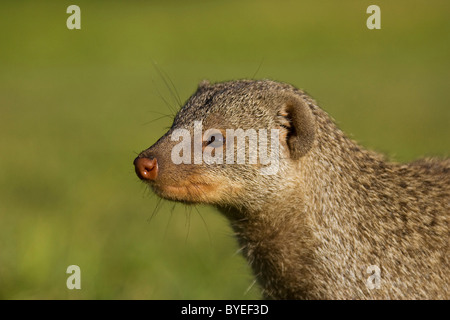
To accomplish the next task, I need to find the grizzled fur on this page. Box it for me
[136,79,449,299]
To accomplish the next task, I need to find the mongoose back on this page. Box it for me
[134,79,449,299]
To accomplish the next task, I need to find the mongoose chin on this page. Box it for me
[134,79,449,299]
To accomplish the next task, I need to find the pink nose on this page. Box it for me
[134,157,158,181]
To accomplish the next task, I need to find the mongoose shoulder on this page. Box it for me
[134,79,449,299]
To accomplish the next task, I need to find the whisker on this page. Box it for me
[142,114,173,126]
[147,197,163,223]
[151,77,177,117]
[193,205,212,245]
[159,66,183,107]
[147,110,174,117]
[163,202,175,239]
[252,57,265,80]
[152,60,182,110]
[140,182,154,199]
[184,205,193,244]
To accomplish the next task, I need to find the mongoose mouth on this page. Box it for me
[151,181,221,203]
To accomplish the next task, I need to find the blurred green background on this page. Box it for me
[0,0,448,299]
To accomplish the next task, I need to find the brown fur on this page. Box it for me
[135,80,449,299]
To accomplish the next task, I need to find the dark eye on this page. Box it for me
[206,133,225,148]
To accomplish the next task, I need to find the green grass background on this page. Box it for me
[0,0,448,299]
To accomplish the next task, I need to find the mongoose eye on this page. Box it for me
[206,132,225,148]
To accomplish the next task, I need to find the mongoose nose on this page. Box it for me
[134,157,158,181]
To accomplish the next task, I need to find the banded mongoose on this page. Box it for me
[134,79,449,299]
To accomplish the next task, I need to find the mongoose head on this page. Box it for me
[134,80,316,215]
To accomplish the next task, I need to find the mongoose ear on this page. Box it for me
[280,94,316,160]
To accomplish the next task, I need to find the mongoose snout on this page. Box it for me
[135,79,449,300]
[134,157,158,181]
